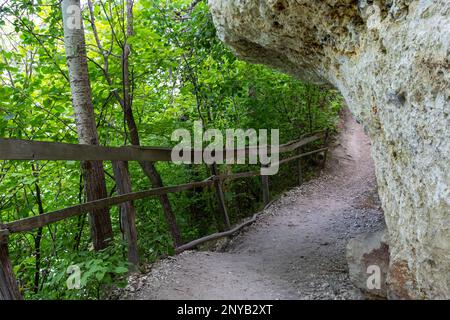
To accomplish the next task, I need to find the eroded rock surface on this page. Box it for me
[209,0,450,298]
[347,229,389,299]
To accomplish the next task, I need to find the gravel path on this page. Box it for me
[119,109,385,300]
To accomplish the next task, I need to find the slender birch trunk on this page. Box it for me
[61,0,113,250]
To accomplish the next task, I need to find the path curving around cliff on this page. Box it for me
[119,109,385,300]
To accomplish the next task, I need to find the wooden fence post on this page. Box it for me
[322,129,330,169]
[261,171,270,206]
[211,163,231,231]
[0,230,22,300]
[297,147,303,186]
[112,161,139,268]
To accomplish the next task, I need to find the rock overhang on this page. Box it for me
[208,0,450,299]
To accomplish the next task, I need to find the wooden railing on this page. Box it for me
[0,130,329,300]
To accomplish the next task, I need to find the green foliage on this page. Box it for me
[0,0,343,299]
[29,243,129,300]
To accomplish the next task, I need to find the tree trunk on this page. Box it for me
[61,0,113,250]
[121,0,182,247]
[186,165,209,235]
[210,163,231,231]
[112,161,139,268]
[139,161,182,246]
[0,232,22,300]
[32,171,44,294]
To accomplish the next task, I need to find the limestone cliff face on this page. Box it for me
[208,0,450,299]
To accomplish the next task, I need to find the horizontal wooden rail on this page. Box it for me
[0,127,330,300]
[272,147,328,167]
[0,131,324,161]
[1,146,326,234]
[0,170,260,234]
[3,180,213,233]
[0,138,174,161]
[278,131,324,153]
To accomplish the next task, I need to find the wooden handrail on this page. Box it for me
[0,130,330,300]
[278,131,324,153]
[3,180,213,233]
[0,131,324,161]
[0,138,174,161]
[271,147,328,167]
[1,146,327,234]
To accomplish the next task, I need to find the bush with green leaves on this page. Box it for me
[29,243,129,300]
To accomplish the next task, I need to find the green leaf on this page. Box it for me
[114,266,128,274]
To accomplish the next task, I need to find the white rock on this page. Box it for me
[209,0,450,299]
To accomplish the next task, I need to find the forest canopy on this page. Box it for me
[0,0,342,299]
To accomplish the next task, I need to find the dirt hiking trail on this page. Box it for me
[120,109,385,300]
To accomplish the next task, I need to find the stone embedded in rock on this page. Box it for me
[209,0,450,298]
[346,229,389,299]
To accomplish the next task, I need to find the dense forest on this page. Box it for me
[0,0,343,299]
